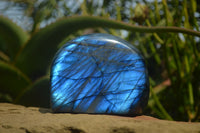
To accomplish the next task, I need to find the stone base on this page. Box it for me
[0,103,199,133]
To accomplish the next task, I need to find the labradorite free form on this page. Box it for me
[50,33,149,115]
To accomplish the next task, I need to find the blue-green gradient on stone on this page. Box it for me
[50,33,149,115]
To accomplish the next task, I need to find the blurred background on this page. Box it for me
[0,0,199,122]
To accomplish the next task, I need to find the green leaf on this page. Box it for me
[15,16,200,80]
[0,16,29,61]
[15,76,50,108]
[0,61,31,98]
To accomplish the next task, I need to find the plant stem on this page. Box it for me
[150,86,173,120]
[51,16,200,37]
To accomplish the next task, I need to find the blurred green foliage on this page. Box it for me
[0,0,200,122]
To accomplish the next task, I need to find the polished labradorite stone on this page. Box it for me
[50,33,149,115]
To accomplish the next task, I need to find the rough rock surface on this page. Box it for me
[0,103,199,133]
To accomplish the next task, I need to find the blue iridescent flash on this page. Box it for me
[50,33,149,115]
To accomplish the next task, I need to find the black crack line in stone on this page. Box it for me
[125,71,146,102]
[72,43,105,110]
[53,43,103,111]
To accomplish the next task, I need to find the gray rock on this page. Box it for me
[0,103,199,133]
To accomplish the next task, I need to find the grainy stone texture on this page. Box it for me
[0,103,200,133]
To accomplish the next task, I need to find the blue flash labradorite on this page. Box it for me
[50,33,149,115]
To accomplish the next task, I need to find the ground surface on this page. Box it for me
[0,103,200,133]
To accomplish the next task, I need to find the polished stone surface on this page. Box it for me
[50,33,149,115]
